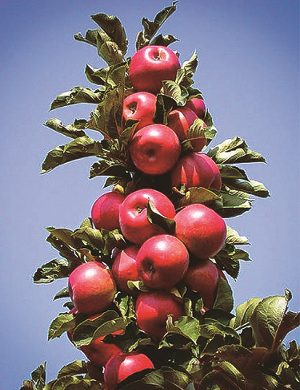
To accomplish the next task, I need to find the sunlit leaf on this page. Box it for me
[50,87,103,110]
[44,118,87,139]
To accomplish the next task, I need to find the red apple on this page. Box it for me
[112,244,140,294]
[185,97,206,119]
[68,261,117,315]
[136,234,189,290]
[122,92,156,132]
[129,45,180,94]
[135,290,184,339]
[119,188,176,245]
[80,337,122,368]
[183,258,219,309]
[104,351,154,390]
[170,152,222,191]
[91,191,126,231]
[174,204,227,259]
[167,107,207,152]
[129,124,181,175]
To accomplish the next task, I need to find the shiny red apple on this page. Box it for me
[68,261,117,315]
[135,290,184,339]
[185,97,206,119]
[183,258,219,309]
[91,191,126,231]
[112,244,140,294]
[104,351,154,390]
[136,234,189,290]
[122,92,156,132]
[119,188,176,245]
[129,124,181,175]
[129,45,180,94]
[174,203,227,259]
[167,106,207,152]
[170,152,222,191]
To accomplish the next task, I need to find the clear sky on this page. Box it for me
[0,1,299,388]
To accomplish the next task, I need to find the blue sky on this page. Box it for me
[0,1,299,388]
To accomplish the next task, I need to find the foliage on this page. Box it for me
[21,3,299,390]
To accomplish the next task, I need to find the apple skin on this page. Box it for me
[68,261,117,316]
[170,152,222,191]
[91,192,126,231]
[135,290,184,339]
[123,92,156,132]
[129,45,180,94]
[174,204,227,259]
[183,258,219,310]
[119,188,176,245]
[136,234,189,290]
[104,351,154,390]
[129,124,181,175]
[167,107,206,152]
[112,244,140,294]
[80,337,122,368]
[185,97,206,119]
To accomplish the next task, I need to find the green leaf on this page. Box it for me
[33,258,78,284]
[91,13,128,54]
[56,360,87,379]
[72,226,105,251]
[44,119,87,139]
[207,137,266,164]
[162,80,189,106]
[250,289,292,350]
[41,136,104,174]
[72,310,126,348]
[165,315,201,345]
[225,226,249,246]
[29,362,46,390]
[135,2,178,50]
[146,198,176,235]
[211,361,247,390]
[150,33,179,47]
[185,118,217,147]
[50,87,103,110]
[48,313,76,341]
[213,188,253,218]
[212,277,234,313]
[89,160,130,180]
[154,93,177,125]
[175,51,198,88]
[219,165,248,180]
[224,178,270,198]
[230,297,262,330]
[215,244,251,280]
[176,187,221,208]
[53,287,69,300]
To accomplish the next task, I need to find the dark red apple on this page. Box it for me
[135,290,184,339]
[136,234,189,290]
[112,244,140,294]
[167,106,207,152]
[129,45,180,94]
[123,92,156,132]
[91,191,126,231]
[174,203,227,259]
[183,258,219,309]
[119,188,176,245]
[80,337,122,368]
[185,97,206,119]
[129,124,181,175]
[68,261,117,315]
[104,351,154,390]
[170,152,222,191]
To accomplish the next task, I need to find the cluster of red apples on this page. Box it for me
[67,45,227,390]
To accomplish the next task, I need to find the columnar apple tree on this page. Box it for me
[21,3,300,390]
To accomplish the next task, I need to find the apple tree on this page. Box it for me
[21,3,299,390]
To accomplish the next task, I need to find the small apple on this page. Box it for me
[129,124,181,175]
[136,234,189,290]
[170,152,222,191]
[68,261,117,315]
[112,244,140,294]
[174,203,226,259]
[135,290,184,339]
[119,188,176,245]
[91,191,126,231]
[167,106,207,152]
[183,258,219,309]
[185,97,206,119]
[122,92,157,132]
[129,45,181,94]
[104,351,154,390]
